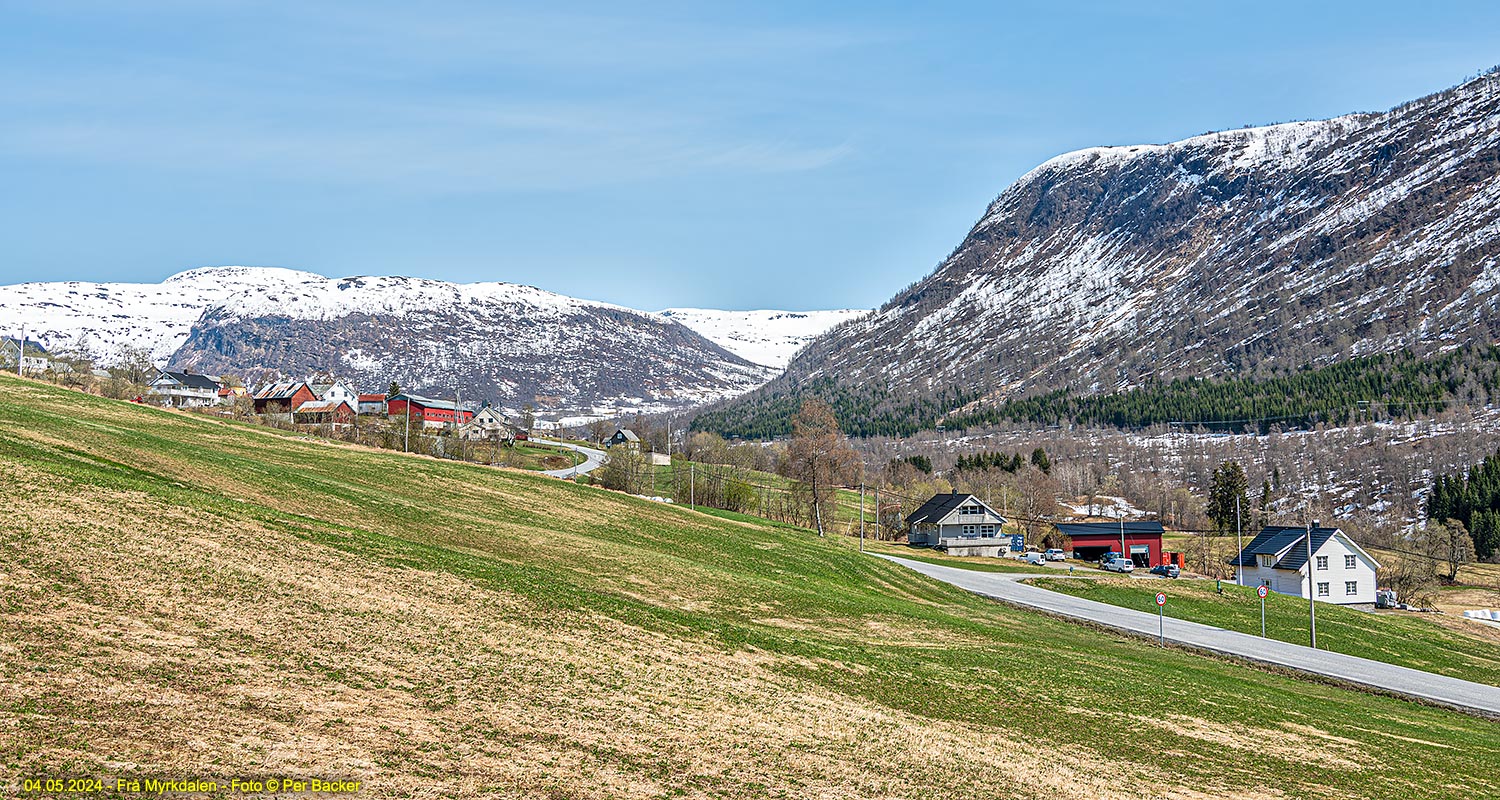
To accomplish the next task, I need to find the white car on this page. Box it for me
[1022,552,1047,566]
[1044,548,1066,561]
[1103,557,1136,573]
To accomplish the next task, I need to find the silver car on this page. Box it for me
[1103,557,1136,573]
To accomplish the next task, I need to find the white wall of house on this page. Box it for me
[150,378,219,408]
[935,501,1006,540]
[1238,533,1378,604]
[316,382,359,407]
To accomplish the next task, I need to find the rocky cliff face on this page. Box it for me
[713,69,1500,433]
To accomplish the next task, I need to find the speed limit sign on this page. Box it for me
[1257,585,1269,599]
[1155,592,1167,607]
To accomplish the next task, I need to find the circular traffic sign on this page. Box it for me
[1257,585,1269,599]
[1155,592,1167,607]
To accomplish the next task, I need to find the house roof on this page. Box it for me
[2,337,49,355]
[157,370,222,390]
[294,400,353,415]
[358,393,386,402]
[392,393,474,412]
[1054,521,1165,538]
[1227,526,1346,570]
[255,381,311,400]
[613,428,640,441]
[904,493,999,526]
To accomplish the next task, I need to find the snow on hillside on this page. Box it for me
[0,266,718,366]
[0,267,321,363]
[658,308,869,368]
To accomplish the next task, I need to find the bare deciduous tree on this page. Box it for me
[783,398,859,537]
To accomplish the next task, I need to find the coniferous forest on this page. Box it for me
[691,345,1500,440]
[1427,450,1500,561]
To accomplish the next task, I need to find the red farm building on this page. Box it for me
[292,399,357,426]
[387,393,476,429]
[252,381,316,415]
[1054,521,1166,568]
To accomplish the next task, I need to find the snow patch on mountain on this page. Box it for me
[658,308,869,368]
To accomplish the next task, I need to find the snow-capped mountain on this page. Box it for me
[0,266,781,420]
[0,267,319,364]
[702,69,1500,435]
[657,308,868,368]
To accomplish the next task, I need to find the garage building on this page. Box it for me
[1055,521,1165,567]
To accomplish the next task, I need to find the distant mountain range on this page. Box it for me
[696,68,1500,437]
[0,266,860,423]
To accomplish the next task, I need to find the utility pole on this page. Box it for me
[16,325,24,376]
[1119,516,1126,558]
[1307,520,1318,649]
[874,485,880,544]
[404,399,411,453]
[859,483,865,552]
[1235,496,1244,586]
[690,462,695,511]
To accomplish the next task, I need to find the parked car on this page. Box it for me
[1149,564,1181,578]
[1097,551,1124,568]
[1044,548,1066,561]
[1103,557,1136,573]
[1022,551,1047,566]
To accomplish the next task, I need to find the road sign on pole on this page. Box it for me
[1155,592,1167,644]
[1257,584,1269,637]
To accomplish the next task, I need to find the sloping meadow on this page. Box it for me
[1,376,1496,799]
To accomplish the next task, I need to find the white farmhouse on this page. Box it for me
[1229,525,1381,605]
[905,493,1010,556]
[148,370,224,408]
[309,380,360,407]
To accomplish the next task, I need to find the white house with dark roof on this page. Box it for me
[2,337,51,374]
[148,370,224,407]
[1228,525,1381,604]
[905,493,1009,555]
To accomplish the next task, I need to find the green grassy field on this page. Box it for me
[4,375,1499,799]
[1030,576,1500,686]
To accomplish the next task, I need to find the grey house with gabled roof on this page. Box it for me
[1229,525,1381,604]
[905,493,1009,555]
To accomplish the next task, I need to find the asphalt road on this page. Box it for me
[876,554,1500,717]
[538,439,606,479]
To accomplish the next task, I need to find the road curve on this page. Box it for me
[876,554,1500,717]
[538,439,607,479]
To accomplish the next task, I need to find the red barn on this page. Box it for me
[252,381,316,414]
[387,393,476,428]
[293,399,356,425]
[1054,521,1166,567]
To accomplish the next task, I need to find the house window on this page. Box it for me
[961,525,977,536]
[1315,555,1328,570]
[1345,555,1357,569]
[1259,554,1275,567]
[980,525,996,535]
[1346,581,1358,596]
[1317,582,1330,597]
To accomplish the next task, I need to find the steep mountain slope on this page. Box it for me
[701,69,1500,437]
[658,308,869,368]
[165,270,776,420]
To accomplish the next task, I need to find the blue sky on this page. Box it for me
[3,2,1498,310]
